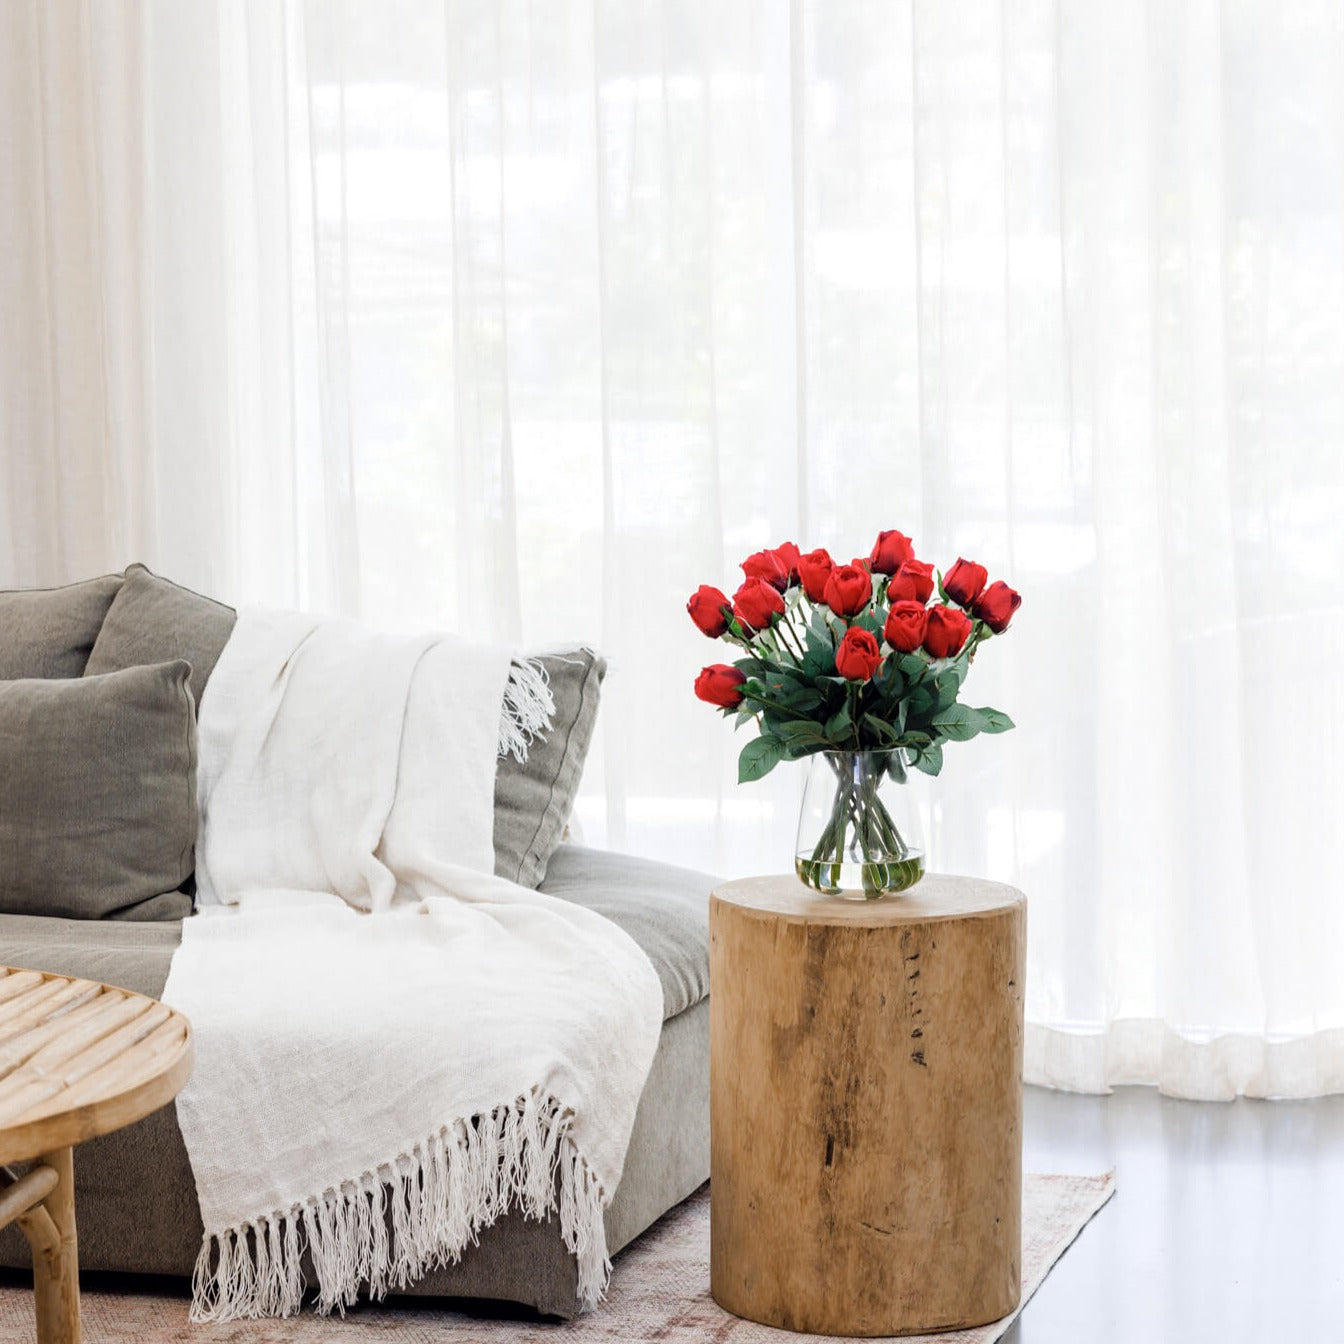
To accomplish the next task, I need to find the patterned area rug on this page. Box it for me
[0,1174,1113,1343]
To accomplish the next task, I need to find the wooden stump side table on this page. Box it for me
[709,875,1025,1337]
[0,966,194,1344]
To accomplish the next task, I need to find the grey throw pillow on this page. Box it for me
[85,563,237,711]
[0,574,123,679]
[494,649,606,888]
[0,662,198,920]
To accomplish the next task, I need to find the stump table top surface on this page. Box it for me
[0,966,193,1165]
[712,872,1025,926]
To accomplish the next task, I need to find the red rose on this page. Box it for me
[742,542,800,591]
[694,664,747,708]
[887,558,935,604]
[797,548,834,603]
[972,580,1021,634]
[883,600,930,653]
[733,577,786,630]
[823,563,873,618]
[835,627,882,682]
[687,584,731,637]
[868,529,915,575]
[923,605,974,659]
[772,542,802,583]
[943,557,989,607]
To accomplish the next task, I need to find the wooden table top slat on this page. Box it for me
[0,968,193,1166]
[27,1020,190,1122]
[0,978,86,1030]
[0,971,46,1007]
[15,996,155,1077]
[0,979,105,1036]
[52,1001,172,1087]
[0,991,134,1081]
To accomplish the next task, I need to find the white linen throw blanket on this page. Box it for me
[161,609,664,1321]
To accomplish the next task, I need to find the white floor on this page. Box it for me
[1005,1085,1344,1342]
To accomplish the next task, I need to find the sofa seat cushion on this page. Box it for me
[538,844,712,1021]
[0,843,711,1020]
[0,914,182,997]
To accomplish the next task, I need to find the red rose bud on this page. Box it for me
[835,626,882,681]
[943,557,989,607]
[823,563,873,618]
[694,664,747,708]
[741,548,790,592]
[972,580,1021,634]
[772,541,802,584]
[923,604,974,659]
[868,529,916,576]
[883,600,930,653]
[887,558,935,604]
[687,584,731,637]
[797,548,834,603]
[732,576,786,630]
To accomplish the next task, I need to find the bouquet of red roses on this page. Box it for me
[688,531,1019,894]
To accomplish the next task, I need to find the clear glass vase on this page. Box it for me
[794,749,925,899]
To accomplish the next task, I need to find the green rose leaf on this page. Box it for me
[930,702,989,742]
[853,611,884,640]
[738,734,788,784]
[876,657,904,697]
[774,720,829,747]
[772,680,824,713]
[911,740,944,776]
[862,713,904,745]
[975,707,1016,734]
[733,657,774,678]
[801,624,835,677]
[906,686,936,717]
[824,702,853,741]
[933,669,963,712]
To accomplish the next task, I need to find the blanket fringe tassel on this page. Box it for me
[498,657,555,764]
[190,1091,609,1322]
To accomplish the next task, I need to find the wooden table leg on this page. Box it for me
[17,1148,81,1344]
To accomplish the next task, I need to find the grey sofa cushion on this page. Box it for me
[538,844,711,1020]
[0,573,122,679]
[495,650,606,888]
[0,662,197,921]
[85,563,237,711]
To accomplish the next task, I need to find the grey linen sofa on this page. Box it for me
[0,566,711,1318]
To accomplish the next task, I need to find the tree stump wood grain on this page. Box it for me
[709,874,1026,1337]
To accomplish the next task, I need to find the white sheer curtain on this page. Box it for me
[4,0,1344,1098]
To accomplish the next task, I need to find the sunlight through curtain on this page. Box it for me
[3,0,1343,1097]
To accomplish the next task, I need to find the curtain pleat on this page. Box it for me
[4,0,1344,1097]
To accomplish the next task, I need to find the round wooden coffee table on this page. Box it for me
[710,874,1025,1337]
[0,966,193,1344]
